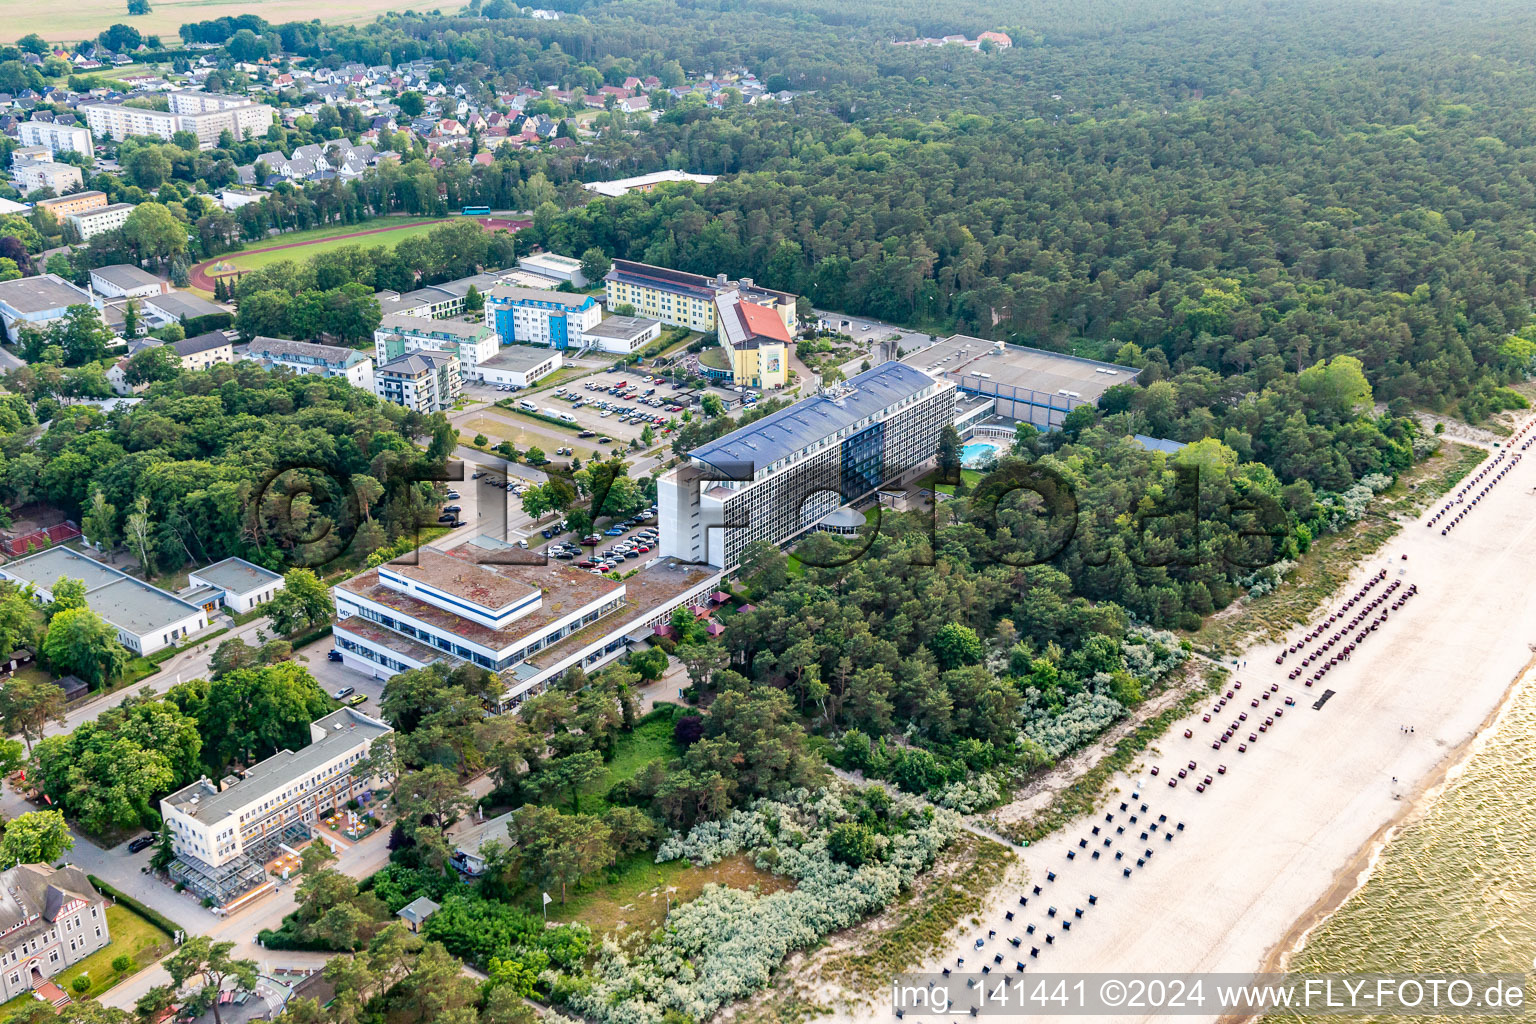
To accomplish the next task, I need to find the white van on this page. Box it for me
[559,412,578,423]
[519,400,537,412]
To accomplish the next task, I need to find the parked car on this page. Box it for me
[127,835,157,854]
[438,514,457,524]
[327,650,343,662]
[446,490,460,499]
[443,505,462,513]
[333,686,355,700]
[345,693,369,707]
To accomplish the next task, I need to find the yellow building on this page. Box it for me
[603,259,796,335]
[715,289,790,389]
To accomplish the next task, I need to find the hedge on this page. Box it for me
[87,875,187,937]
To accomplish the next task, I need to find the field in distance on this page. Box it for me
[4,0,428,44]
[189,216,451,292]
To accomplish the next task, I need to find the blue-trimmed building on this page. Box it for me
[486,286,602,350]
[658,361,956,572]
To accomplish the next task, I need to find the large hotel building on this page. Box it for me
[602,259,795,333]
[659,361,955,572]
[331,541,719,705]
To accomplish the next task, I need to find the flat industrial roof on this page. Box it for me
[901,335,1138,406]
[482,345,559,371]
[153,292,227,321]
[0,546,122,591]
[90,264,162,290]
[189,556,282,597]
[0,546,203,638]
[584,315,660,340]
[164,707,391,824]
[487,285,595,310]
[0,274,90,315]
[689,361,937,472]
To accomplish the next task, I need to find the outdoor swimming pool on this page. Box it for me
[961,439,1004,468]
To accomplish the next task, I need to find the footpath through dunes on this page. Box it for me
[833,418,1536,1024]
[188,214,532,292]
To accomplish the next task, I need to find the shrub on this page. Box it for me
[574,788,959,1024]
[71,976,91,994]
[112,954,134,973]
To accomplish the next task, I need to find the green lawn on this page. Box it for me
[217,218,448,274]
[565,706,685,815]
[0,905,172,1015]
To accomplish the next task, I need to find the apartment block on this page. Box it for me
[33,191,107,219]
[375,313,497,380]
[18,120,93,158]
[80,94,274,149]
[13,162,83,195]
[487,286,602,349]
[375,350,461,412]
[67,202,135,240]
[244,336,376,390]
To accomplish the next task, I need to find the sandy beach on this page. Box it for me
[836,427,1536,1023]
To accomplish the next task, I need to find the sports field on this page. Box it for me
[190,216,449,292]
[5,0,427,44]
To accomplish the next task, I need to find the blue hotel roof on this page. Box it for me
[689,361,937,473]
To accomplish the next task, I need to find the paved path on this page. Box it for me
[98,822,396,1011]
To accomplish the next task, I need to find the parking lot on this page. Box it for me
[535,506,662,572]
[536,369,696,449]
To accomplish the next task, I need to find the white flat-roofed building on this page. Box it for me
[0,274,94,343]
[332,542,719,705]
[161,707,393,906]
[479,345,562,388]
[579,314,662,354]
[89,264,165,299]
[0,546,208,655]
[186,557,284,614]
[79,96,274,149]
[582,170,718,198]
[244,336,375,390]
[516,252,587,288]
[68,203,135,240]
[13,162,82,195]
[659,361,955,572]
[18,120,93,158]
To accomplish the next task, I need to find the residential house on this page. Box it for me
[0,864,111,1004]
[243,336,375,390]
[172,330,236,370]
